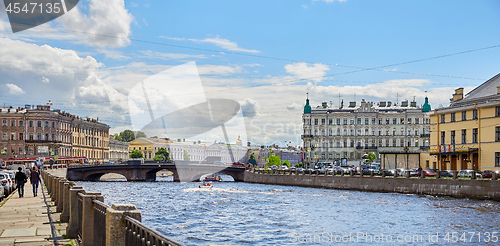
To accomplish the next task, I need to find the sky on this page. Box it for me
[0,0,499,147]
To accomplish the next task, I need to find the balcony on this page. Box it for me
[419,146,430,150]
[25,140,62,144]
[420,133,430,138]
[356,146,377,150]
[301,135,314,139]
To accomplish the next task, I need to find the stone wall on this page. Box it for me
[244,171,500,201]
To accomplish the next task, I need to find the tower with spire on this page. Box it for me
[304,92,311,114]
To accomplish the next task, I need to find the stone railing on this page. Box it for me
[41,171,183,246]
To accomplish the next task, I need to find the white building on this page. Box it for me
[302,97,431,169]
[167,140,248,164]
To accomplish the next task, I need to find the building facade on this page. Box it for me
[109,138,129,163]
[128,137,170,161]
[428,73,500,171]
[1,105,110,164]
[302,98,431,169]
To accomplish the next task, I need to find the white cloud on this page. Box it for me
[57,0,134,48]
[6,84,25,95]
[284,62,330,82]
[142,18,148,26]
[160,36,261,53]
[140,50,207,60]
[240,98,260,118]
[42,77,50,83]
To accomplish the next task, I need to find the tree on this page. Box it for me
[267,155,281,167]
[282,160,291,167]
[295,163,304,168]
[120,130,135,142]
[113,133,122,141]
[183,150,190,161]
[135,131,147,138]
[364,152,377,164]
[129,150,143,158]
[154,148,170,161]
[150,136,158,139]
[248,153,257,166]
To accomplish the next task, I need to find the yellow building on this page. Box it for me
[128,137,169,160]
[428,73,500,171]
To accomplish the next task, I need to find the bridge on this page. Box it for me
[65,163,246,182]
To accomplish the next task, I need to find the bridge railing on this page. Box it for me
[125,215,183,246]
[41,170,184,246]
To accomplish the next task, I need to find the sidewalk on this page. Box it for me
[0,179,71,246]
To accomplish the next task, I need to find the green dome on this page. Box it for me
[422,96,431,112]
[304,98,311,114]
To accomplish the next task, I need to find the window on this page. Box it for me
[462,129,467,144]
[441,131,445,145]
[372,118,376,124]
[393,118,397,124]
[472,128,478,143]
[496,126,500,142]
[37,133,41,140]
[343,140,347,148]
[385,139,389,146]
[400,118,404,124]
[496,152,500,167]
[343,129,347,135]
[392,139,396,147]
[350,129,354,136]
[10,120,15,127]
[415,130,419,136]
[2,132,7,140]
[400,139,404,147]
[10,133,15,140]
[19,133,23,140]
[379,118,382,124]
[321,119,325,125]
[52,122,55,128]
[365,118,369,124]
[336,119,340,125]
[329,119,332,125]
[343,118,347,125]
[393,129,396,136]
[440,115,445,123]
[450,130,455,144]
[450,113,456,122]
[385,118,389,124]
[350,140,354,147]
[357,129,361,136]
[462,111,466,121]
[19,121,23,127]
[37,121,41,127]
[473,109,478,120]
[350,119,354,125]
[314,119,318,125]
[496,106,500,117]
[29,133,33,140]
[408,118,412,124]
[415,118,419,124]
[2,119,6,126]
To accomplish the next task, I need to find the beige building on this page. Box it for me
[428,73,500,171]
[109,138,129,163]
[128,137,170,161]
[302,97,431,169]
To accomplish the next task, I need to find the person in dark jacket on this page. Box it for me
[14,167,27,198]
[30,166,40,197]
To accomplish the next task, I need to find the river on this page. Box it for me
[77,178,500,245]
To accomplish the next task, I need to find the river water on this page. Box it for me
[77,178,500,245]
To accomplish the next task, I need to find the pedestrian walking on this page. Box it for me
[14,167,27,198]
[30,166,40,197]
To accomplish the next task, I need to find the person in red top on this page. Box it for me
[30,166,41,197]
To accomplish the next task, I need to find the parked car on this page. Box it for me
[397,169,410,177]
[439,170,452,177]
[1,171,15,194]
[297,168,305,174]
[409,168,420,177]
[280,165,289,171]
[269,165,279,170]
[458,169,481,178]
[482,170,500,178]
[423,169,437,177]
[289,167,296,173]
[0,173,10,196]
[0,184,3,201]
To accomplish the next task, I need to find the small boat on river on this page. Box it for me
[199,181,213,188]
[204,174,222,182]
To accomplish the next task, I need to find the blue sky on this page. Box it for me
[0,0,499,146]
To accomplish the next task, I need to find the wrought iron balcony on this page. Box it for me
[420,133,430,138]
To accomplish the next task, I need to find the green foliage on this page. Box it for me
[130,150,143,158]
[113,133,122,141]
[154,148,170,161]
[120,130,135,142]
[296,163,304,168]
[248,153,257,166]
[135,131,147,138]
[150,136,158,139]
[282,160,291,167]
[183,150,190,161]
[267,155,281,167]
[364,152,377,164]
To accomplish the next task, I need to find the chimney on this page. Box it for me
[410,101,417,107]
[387,101,392,107]
[451,87,464,102]
[379,102,386,107]
[322,102,327,108]
[349,102,356,107]
[401,100,408,107]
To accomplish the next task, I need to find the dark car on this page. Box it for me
[440,170,453,177]
[482,170,500,178]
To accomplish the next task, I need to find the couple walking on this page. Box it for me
[14,166,41,198]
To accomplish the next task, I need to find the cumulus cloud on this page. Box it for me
[6,84,25,95]
[57,0,134,48]
[42,77,50,83]
[286,103,302,111]
[240,98,260,118]
[284,62,330,82]
[160,36,260,53]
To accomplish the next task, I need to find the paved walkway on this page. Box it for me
[0,178,71,246]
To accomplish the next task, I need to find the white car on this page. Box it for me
[0,172,11,195]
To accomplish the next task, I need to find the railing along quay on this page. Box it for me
[41,170,183,246]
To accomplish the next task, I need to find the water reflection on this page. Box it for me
[77,181,500,245]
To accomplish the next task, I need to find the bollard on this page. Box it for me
[66,186,85,239]
[341,170,344,177]
[349,170,354,177]
[370,170,374,177]
[57,179,68,213]
[315,170,319,176]
[381,170,386,178]
[105,204,142,246]
[436,170,440,179]
[81,192,104,246]
[453,171,458,179]
[406,170,410,179]
[360,169,364,177]
[471,171,476,180]
[52,177,60,203]
[493,172,498,181]
[394,170,398,178]
[289,169,292,176]
[420,170,426,179]
[295,169,298,175]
